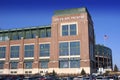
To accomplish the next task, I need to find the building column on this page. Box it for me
[97,53,99,68]
[103,53,104,68]
[107,54,108,68]
[18,37,24,74]
[33,36,39,74]
[48,23,59,69]
[4,39,10,74]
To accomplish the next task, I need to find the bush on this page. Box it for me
[81,69,86,75]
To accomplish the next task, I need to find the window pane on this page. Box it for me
[24,61,32,69]
[40,44,50,57]
[24,45,34,57]
[11,32,18,40]
[4,33,9,41]
[70,42,80,55]
[59,42,69,56]
[0,47,6,58]
[18,32,23,39]
[40,60,49,69]
[10,62,18,69]
[0,33,9,41]
[40,29,46,38]
[32,30,37,38]
[25,31,32,39]
[10,46,19,58]
[0,34,2,42]
[0,61,4,69]
[70,60,80,68]
[59,60,69,68]
[70,24,76,35]
[62,25,68,36]
[46,28,51,37]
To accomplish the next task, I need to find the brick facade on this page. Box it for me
[0,7,96,75]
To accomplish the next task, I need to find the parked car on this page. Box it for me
[61,77,74,80]
[73,76,86,80]
[105,76,118,80]
[95,76,104,80]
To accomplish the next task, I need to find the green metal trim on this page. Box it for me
[0,25,51,33]
[54,7,87,16]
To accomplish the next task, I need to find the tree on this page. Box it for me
[52,70,57,76]
[45,70,57,76]
[114,64,119,72]
[81,69,86,75]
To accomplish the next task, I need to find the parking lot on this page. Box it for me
[0,74,120,80]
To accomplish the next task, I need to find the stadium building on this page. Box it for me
[95,44,113,71]
[0,7,95,75]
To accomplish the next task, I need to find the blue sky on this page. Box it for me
[0,0,120,69]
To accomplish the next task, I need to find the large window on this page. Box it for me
[0,61,4,69]
[10,46,19,58]
[59,58,80,68]
[25,30,37,39]
[0,47,6,58]
[40,28,51,38]
[39,60,49,69]
[40,29,46,38]
[46,28,51,37]
[18,31,23,39]
[25,31,32,39]
[62,24,77,36]
[11,32,18,40]
[31,30,37,38]
[24,61,33,69]
[0,33,9,41]
[24,45,34,57]
[10,61,18,69]
[59,41,80,56]
[40,44,50,57]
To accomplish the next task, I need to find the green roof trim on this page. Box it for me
[0,25,51,33]
[54,7,87,16]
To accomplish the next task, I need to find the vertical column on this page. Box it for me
[110,55,113,70]
[18,37,24,74]
[107,54,108,68]
[80,20,90,67]
[48,23,59,68]
[4,39,10,74]
[103,53,104,68]
[33,36,39,68]
[97,52,99,68]
[31,36,39,74]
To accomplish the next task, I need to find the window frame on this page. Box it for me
[39,59,49,69]
[24,60,33,69]
[0,46,6,58]
[10,61,18,69]
[0,61,4,69]
[10,45,20,58]
[61,22,78,36]
[59,40,80,56]
[39,43,50,57]
[59,58,80,68]
[24,44,34,57]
